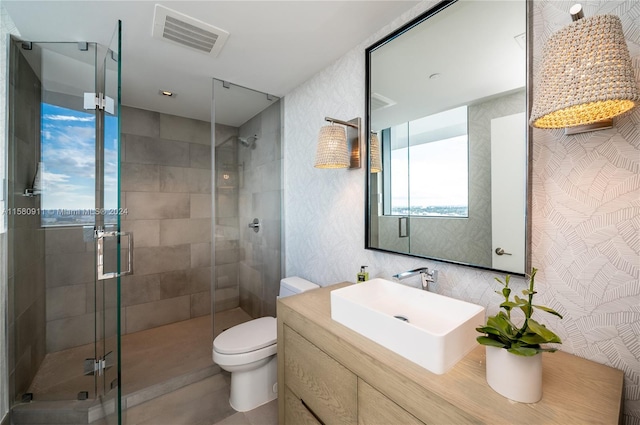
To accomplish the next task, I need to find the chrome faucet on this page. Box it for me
[393,267,438,291]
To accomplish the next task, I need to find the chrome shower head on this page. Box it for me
[238,134,259,148]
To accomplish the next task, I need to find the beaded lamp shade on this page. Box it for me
[530,14,640,129]
[314,124,349,168]
[370,133,382,173]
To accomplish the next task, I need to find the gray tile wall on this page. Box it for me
[237,101,283,318]
[43,227,96,352]
[213,124,240,312]
[43,106,214,352]
[7,38,46,403]
[120,106,213,334]
[0,4,17,419]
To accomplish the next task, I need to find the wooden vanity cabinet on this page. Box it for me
[358,379,424,425]
[281,322,420,425]
[277,283,624,425]
[283,325,357,424]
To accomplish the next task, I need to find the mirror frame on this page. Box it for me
[364,0,532,276]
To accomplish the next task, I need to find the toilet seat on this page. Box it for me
[213,343,277,367]
[213,316,276,354]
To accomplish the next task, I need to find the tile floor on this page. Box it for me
[115,374,277,425]
[24,308,274,424]
[115,373,278,425]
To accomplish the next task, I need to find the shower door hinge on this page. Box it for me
[84,92,115,114]
[84,358,106,376]
[83,352,114,376]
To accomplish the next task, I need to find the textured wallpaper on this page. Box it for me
[283,0,639,423]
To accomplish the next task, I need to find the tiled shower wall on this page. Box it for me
[212,100,283,318]
[120,106,212,334]
[237,100,282,318]
[213,123,241,312]
[1,5,19,417]
[7,37,46,402]
[284,0,639,423]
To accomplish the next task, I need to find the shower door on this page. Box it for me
[8,21,125,423]
[92,20,126,423]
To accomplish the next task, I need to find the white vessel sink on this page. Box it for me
[330,278,485,374]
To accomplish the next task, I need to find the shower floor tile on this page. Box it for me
[27,308,253,402]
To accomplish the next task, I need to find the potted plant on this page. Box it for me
[476,267,563,403]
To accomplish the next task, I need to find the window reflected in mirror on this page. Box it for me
[384,106,468,217]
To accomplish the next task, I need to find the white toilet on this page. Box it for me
[212,276,319,412]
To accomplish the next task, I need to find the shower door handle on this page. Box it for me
[96,230,134,280]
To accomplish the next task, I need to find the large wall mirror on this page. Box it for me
[365,0,530,275]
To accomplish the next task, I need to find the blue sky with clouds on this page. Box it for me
[41,103,119,215]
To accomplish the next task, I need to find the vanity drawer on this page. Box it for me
[283,325,357,425]
[284,386,323,425]
[358,379,425,425]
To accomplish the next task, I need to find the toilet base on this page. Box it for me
[229,355,278,412]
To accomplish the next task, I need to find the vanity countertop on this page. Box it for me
[277,282,624,424]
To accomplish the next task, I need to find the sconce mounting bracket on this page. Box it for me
[324,116,362,169]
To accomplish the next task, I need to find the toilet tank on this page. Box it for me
[279,277,319,298]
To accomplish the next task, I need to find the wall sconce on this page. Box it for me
[314,116,361,169]
[530,4,640,135]
[370,132,382,173]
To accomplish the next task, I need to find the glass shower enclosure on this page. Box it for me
[7,22,125,424]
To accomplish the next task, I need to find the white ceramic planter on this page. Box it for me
[485,345,542,403]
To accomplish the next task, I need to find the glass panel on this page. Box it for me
[9,40,98,403]
[388,123,409,215]
[379,124,409,252]
[211,79,282,333]
[97,20,122,424]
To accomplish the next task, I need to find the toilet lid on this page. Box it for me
[213,316,277,354]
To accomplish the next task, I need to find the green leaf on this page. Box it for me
[475,326,504,337]
[527,319,562,344]
[533,304,563,319]
[500,301,519,309]
[518,332,548,345]
[513,295,527,304]
[518,304,532,318]
[487,314,515,339]
[502,287,511,299]
[522,289,537,296]
[477,336,507,348]
[507,346,539,356]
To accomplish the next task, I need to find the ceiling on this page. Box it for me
[4,0,419,124]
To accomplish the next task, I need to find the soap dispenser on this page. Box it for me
[357,266,369,283]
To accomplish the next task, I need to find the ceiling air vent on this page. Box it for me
[371,92,397,111]
[152,4,229,57]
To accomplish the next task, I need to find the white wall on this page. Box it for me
[283,1,640,423]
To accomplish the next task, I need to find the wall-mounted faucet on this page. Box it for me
[393,267,438,291]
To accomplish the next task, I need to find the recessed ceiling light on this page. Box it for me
[159,90,175,97]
